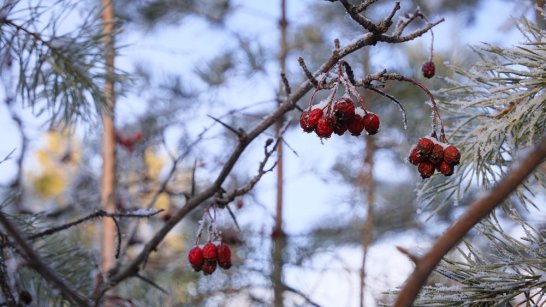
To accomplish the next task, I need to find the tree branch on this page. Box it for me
[394,134,546,307]
[102,2,444,295]
[0,211,91,306]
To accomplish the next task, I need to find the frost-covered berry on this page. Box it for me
[346,114,364,136]
[429,144,444,164]
[202,242,218,260]
[217,243,232,270]
[417,138,435,156]
[362,112,380,135]
[300,108,323,133]
[188,246,204,271]
[333,98,355,121]
[437,160,454,176]
[408,147,425,165]
[333,120,348,136]
[444,145,461,165]
[421,61,435,79]
[418,161,436,178]
[315,116,334,138]
[202,260,217,275]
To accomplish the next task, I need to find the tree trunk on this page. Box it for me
[272,0,288,306]
[358,48,375,307]
[100,0,117,275]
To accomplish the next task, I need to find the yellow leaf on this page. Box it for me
[144,147,165,178]
[33,171,66,198]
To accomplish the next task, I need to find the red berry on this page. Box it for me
[444,145,461,165]
[217,243,232,270]
[418,161,435,178]
[429,144,444,164]
[333,98,355,121]
[362,112,380,135]
[202,260,217,275]
[417,138,435,156]
[299,109,323,132]
[408,147,425,165]
[333,120,348,135]
[188,246,204,271]
[437,161,454,176]
[315,116,334,138]
[346,114,364,136]
[422,61,435,79]
[202,242,218,260]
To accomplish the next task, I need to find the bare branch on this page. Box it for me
[394,134,546,307]
[281,72,291,96]
[103,2,444,294]
[298,57,318,88]
[207,115,245,138]
[338,0,379,32]
[27,209,163,241]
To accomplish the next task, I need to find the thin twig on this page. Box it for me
[135,274,168,295]
[367,86,407,128]
[207,115,244,138]
[298,57,318,87]
[27,209,163,241]
[394,134,546,307]
[281,72,291,96]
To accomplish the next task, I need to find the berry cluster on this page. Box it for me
[299,61,381,140]
[187,206,234,275]
[408,137,460,178]
[299,97,380,138]
[188,242,232,275]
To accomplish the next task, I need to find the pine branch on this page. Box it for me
[0,211,91,306]
[394,133,546,307]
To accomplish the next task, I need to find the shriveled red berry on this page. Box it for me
[417,138,435,156]
[437,161,454,176]
[202,260,217,275]
[299,108,323,132]
[333,98,355,121]
[188,246,204,271]
[408,147,425,165]
[346,114,364,136]
[217,243,232,270]
[444,145,461,165]
[418,161,436,178]
[202,242,218,260]
[429,144,444,164]
[333,120,348,135]
[315,116,334,138]
[362,112,380,135]
[422,61,435,79]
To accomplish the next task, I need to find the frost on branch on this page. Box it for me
[417,17,546,214]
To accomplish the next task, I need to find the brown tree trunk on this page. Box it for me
[100,0,117,275]
[272,0,288,306]
[358,49,375,307]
